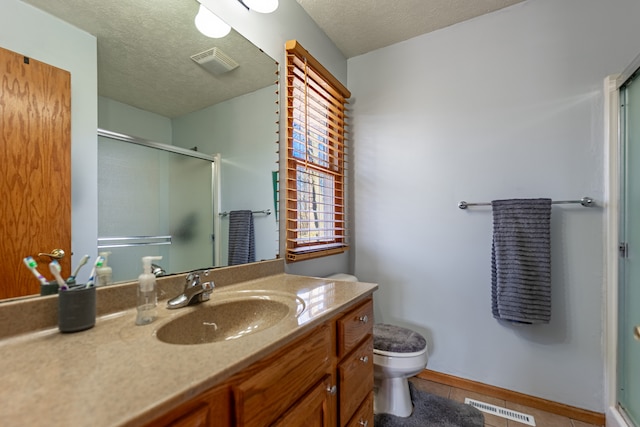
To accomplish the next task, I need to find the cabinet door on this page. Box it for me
[149,384,230,427]
[345,392,373,427]
[234,325,332,426]
[338,335,373,426]
[170,404,209,427]
[273,375,334,427]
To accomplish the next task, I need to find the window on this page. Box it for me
[285,40,351,262]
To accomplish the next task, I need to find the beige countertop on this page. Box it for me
[0,267,377,427]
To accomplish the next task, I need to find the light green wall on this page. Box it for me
[98,97,172,144]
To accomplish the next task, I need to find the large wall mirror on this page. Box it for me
[10,0,279,298]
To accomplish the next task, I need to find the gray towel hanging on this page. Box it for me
[491,198,552,324]
[228,210,255,266]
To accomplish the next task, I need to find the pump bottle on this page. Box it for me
[96,251,112,287]
[136,255,162,325]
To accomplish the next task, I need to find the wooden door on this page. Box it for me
[0,46,71,299]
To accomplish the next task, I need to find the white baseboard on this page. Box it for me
[607,406,631,427]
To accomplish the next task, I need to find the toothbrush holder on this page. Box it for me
[58,286,96,333]
[41,280,60,296]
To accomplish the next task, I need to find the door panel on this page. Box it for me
[620,71,640,426]
[0,46,71,299]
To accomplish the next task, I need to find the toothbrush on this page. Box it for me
[22,257,48,285]
[85,255,105,288]
[49,260,68,291]
[67,254,90,284]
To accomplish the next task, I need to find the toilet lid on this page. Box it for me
[373,324,427,354]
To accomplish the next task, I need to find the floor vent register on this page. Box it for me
[464,398,536,426]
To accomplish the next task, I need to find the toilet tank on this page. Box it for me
[325,273,358,282]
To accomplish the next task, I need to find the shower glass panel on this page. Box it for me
[98,135,215,283]
[619,71,640,427]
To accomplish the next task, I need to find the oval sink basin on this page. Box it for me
[156,297,295,345]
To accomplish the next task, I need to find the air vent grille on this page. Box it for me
[191,47,239,75]
[465,398,536,426]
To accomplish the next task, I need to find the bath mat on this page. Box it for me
[374,382,484,427]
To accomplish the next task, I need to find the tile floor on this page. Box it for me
[409,377,604,427]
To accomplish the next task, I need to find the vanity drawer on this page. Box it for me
[338,335,373,426]
[337,298,373,358]
[234,324,332,427]
[345,391,374,427]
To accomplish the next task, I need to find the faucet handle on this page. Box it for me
[197,281,215,303]
[186,269,211,282]
[185,271,199,284]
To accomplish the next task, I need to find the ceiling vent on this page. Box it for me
[191,47,239,75]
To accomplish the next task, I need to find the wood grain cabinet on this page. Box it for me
[147,297,374,427]
[336,300,374,426]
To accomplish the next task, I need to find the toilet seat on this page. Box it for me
[374,347,426,358]
[373,324,427,354]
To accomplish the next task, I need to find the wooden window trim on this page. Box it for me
[285,40,350,262]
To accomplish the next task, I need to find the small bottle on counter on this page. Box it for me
[96,251,112,287]
[136,255,162,325]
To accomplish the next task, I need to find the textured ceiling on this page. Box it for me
[296,0,526,58]
[21,0,277,118]
[20,0,526,118]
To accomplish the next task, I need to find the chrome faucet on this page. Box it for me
[167,269,215,309]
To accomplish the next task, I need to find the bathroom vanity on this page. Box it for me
[147,297,374,427]
[0,260,377,427]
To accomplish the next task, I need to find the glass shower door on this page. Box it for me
[98,135,214,282]
[619,71,640,427]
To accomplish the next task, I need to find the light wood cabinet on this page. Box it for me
[344,393,374,427]
[147,297,374,427]
[336,300,373,426]
[150,383,230,427]
[273,375,334,427]
[234,324,333,426]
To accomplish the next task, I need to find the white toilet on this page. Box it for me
[325,274,429,418]
[373,323,428,417]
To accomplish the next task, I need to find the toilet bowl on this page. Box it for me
[373,324,428,417]
[324,274,428,418]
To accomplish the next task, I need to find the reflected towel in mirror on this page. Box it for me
[228,210,256,266]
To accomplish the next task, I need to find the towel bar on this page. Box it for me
[458,197,593,210]
[219,209,271,217]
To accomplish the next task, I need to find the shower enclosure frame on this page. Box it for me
[604,51,640,427]
[97,128,222,271]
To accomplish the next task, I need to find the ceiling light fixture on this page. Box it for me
[238,0,279,14]
[195,4,231,38]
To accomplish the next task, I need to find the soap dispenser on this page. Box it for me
[96,251,112,287]
[136,255,162,325]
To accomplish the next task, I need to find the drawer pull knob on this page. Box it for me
[327,385,337,395]
[359,420,368,427]
[360,356,369,363]
[358,315,369,323]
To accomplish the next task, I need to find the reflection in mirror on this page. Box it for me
[14,0,279,294]
[98,132,218,283]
